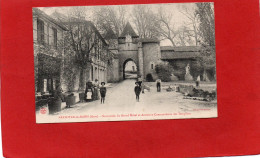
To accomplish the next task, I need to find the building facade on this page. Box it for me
[33,8,67,93]
[104,22,210,82]
[33,8,214,95]
[33,9,114,93]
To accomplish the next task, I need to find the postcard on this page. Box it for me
[33,3,217,123]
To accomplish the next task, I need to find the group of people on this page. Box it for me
[85,79,107,104]
[84,78,161,104]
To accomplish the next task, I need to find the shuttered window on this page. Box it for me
[37,19,45,44]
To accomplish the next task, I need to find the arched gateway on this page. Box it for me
[122,59,138,80]
[105,22,202,83]
[105,22,161,82]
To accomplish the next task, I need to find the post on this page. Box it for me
[138,42,144,79]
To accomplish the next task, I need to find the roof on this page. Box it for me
[51,11,69,22]
[104,28,117,39]
[51,12,108,46]
[161,51,200,60]
[120,22,139,38]
[137,38,160,43]
[160,46,201,60]
[33,8,67,30]
[160,46,200,52]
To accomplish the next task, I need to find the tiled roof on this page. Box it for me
[33,8,67,30]
[51,12,108,46]
[161,51,200,60]
[120,22,138,37]
[137,38,160,43]
[160,46,200,52]
[160,46,201,59]
[104,28,117,39]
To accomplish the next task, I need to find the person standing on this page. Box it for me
[156,79,161,92]
[137,76,144,93]
[134,82,141,102]
[100,82,107,104]
[93,79,100,100]
[85,80,93,101]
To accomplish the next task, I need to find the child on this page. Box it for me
[100,82,107,104]
[134,82,141,102]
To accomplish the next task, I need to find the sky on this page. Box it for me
[37,3,206,46]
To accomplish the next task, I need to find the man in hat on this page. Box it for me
[100,82,107,104]
[134,81,142,102]
[156,78,161,92]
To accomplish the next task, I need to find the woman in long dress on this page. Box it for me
[93,79,100,100]
[85,80,93,101]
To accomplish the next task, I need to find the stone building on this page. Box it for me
[33,8,67,93]
[33,8,214,94]
[51,11,112,90]
[33,9,114,93]
[104,22,210,82]
[104,22,161,81]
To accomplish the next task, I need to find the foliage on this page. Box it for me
[93,6,127,37]
[155,61,174,82]
[56,8,111,90]
[61,32,78,91]
[154,7,178,46]
[34,39,63,92]
[195,3,216,79]
[63,55,78,92]
[195,3,215,46]
[132,5,161,39]
[198,44,216,72]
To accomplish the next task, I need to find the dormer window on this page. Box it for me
[125,34,132,43]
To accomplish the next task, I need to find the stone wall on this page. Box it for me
[107,58,119,82]
[142,43,161,80]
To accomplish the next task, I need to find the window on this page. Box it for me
[151,64,154,69]
[37,19,45,44]
[52,27,57,49]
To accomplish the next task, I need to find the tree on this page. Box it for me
[93,6,127,37]
[132,5,161,39]
[62,8,102,90]
[195,3,215,46]
[155,61,174,82]
[153,7,179,46]
[178,5,200,46]
[195,3,216,80]
[175,26,195,46]
[61,32,78,92]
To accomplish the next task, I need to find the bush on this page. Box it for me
[146,73,154,82]
[155,61,174,82]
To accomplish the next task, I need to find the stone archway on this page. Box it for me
[123,58,138,80]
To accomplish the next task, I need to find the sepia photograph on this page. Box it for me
[33,3,217,123]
